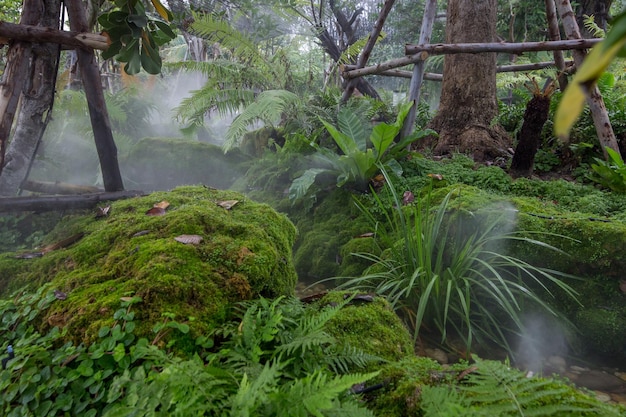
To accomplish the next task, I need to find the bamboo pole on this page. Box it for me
[341,0,396,102]
[344,60,573,80]
[0,21,110,50]
[343,39,598,79]
[555,0,619,158]
[401,0,437,139]
[404,38,601,55]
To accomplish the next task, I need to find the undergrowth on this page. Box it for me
[0,286,379,416]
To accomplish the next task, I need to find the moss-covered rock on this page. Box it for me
[575,307,626,355]
[122,137,250,191]
[317,291,414,363]
[0,186,297,349]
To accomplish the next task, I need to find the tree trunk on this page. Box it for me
[0,0,40,178]
[0,0,61,196]
[424,0,510,162]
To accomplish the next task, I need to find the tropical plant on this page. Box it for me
[420,356,623,417]
[589,146,626,193]
[98,0,176,74]
[0,287,379,416]
[288,101,435,201]
[335,167,579,355]
[173,13,302,135]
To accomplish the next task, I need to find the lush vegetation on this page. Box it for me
[2,0,626,415]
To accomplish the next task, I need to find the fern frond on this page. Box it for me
[175,86,256,124]
[284,371,380,417]
[325,344,383,374]
[427,357,626,417]
[190,13,266,67]
[223,90,300,151]
[583,14,606,38]
[338,36,370,65]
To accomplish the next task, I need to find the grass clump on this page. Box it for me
[336,168,580,356]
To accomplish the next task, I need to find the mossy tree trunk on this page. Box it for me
[424,0,511,162]
[509,93,551,178]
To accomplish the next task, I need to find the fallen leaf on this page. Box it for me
[174,234,203,245]
[54,290,67,300]
[427,173,444,181]
[146,207,166,216]
[95,205,111,218]
[402,191,415,205]
[237,247,253,265]
[217,200,239,210]
[154,200,170,209]
[120,297,134,302]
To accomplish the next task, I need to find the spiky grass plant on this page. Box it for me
[337,169,579,355]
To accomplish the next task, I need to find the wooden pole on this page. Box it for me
[555,0,620,158]
[65,0,124,191]
[400,0,437,139]
[545,0,569,90]
[341,0,396,103]
[0,190,145,212]
[343,39,599,80]
[404,38,601,55]
[343,60,573,80]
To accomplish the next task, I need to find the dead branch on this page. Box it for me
[0,21,109,50]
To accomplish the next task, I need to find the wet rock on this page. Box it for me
[546,355,567,373]
[574,370,626,392]
[593,391,612,402]
[424,348,449,364]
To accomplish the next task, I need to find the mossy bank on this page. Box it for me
[0,186,297,349]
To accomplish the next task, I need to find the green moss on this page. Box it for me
[318,291,414,363]
[0,186,297,348]
[338,237,380,277]
[575,307,626,354]
[365,356,446,417]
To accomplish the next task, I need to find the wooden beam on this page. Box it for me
[0,191,145,212]
[343,60,573,81]
[404,38,601,56]
[0,20,109,50]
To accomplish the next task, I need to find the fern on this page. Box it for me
[223,90,300,151]
[422,357,624,417]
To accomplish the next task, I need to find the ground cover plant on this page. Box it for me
[2,285,621,416]
[333,167,580,355]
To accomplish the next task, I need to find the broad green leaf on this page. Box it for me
[337,108,367,152]
[371,122,398,161]
[554,38,626,139]
[320,119,358,155]
[289,168,326,201]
